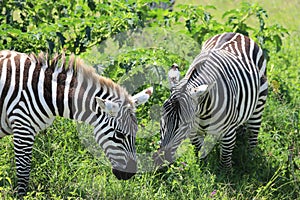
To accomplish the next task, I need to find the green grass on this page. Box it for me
[1,0,299,199]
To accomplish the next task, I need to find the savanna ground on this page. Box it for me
[0,0,299,199]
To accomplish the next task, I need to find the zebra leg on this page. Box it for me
[220,129,236,168]
[12,126,35,195]
[247,91,268,149]
[189,131,204,158]
[247,115,262,149]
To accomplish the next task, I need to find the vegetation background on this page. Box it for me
[0,0,299,199]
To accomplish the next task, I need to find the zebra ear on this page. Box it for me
[95,97,120,117]
[131,86,153,106]
[189,83,214,99]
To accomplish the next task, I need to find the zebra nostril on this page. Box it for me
[164,149,173,162]
[127,158,137,173]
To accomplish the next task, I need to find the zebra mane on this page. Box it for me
[29,51,134,106]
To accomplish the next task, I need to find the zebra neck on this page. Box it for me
[42,57,129,125]
[50,67,102,124]
[41,64,77,120]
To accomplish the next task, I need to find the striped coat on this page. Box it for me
[0,50,151,195]
[155,32,268,168]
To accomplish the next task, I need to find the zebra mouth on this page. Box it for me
[153,148,173,167]
[112,158,137,180]
[112,168,136,180]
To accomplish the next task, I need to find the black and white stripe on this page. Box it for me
[155,32,268,168]
[0,50,148,195]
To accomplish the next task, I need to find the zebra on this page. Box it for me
[154,32,268,168]
[0,50,152,195]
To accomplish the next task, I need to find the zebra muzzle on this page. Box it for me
[112,158,137,180]
[153,148,173,168]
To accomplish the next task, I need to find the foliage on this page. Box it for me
[222,3,288,54]
[168,2,288,56]
[0,0,153,54]
[0,0,299,199]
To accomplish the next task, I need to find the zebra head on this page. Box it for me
[154,83,213,166]
[93,87,152,180]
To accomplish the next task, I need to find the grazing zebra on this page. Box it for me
[154,32,268,168]
[0,50,152,195]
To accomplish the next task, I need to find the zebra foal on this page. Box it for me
[0,50,152,195]
[154,32,268,168]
